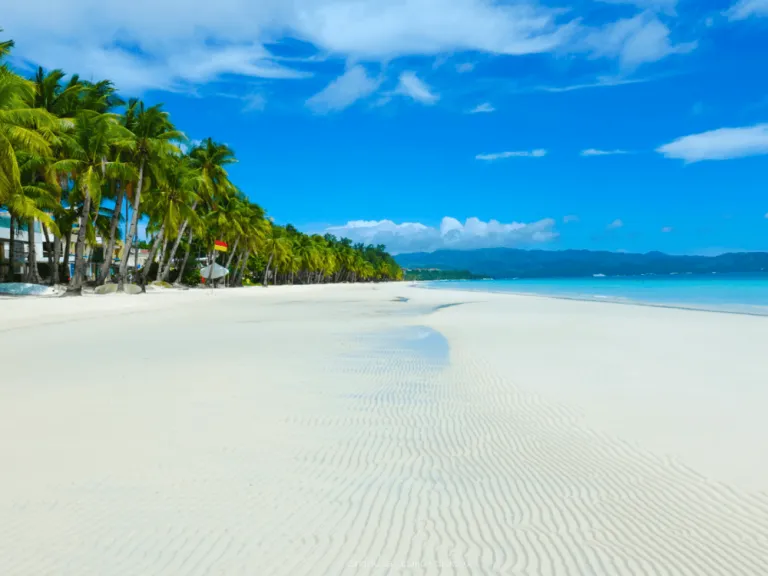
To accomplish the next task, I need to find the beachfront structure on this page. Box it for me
[1,211,150,282]
[0,211,45,281]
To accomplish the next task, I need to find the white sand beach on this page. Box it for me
[2,284,768,575]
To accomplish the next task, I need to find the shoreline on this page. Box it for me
[3,283,768,574]
[420,280,768,318]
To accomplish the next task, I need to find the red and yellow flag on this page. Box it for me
[214,240,228,252]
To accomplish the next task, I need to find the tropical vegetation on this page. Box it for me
[0,31,403,290]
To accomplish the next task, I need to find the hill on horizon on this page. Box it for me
[394,248,768,279]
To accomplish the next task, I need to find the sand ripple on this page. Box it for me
[2,286,768,575]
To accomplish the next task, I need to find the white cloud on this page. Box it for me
[657,124,768,162]
[469,102,495,114]
[325,216,558,254]
[476,149,547,161]
[607,219,624,229]
[563,215,579,223]
[725,0,768,20]
[243,93,267,112]
[456,62,476,73]
[580,148,630,156]
[586,13,696,68]
[306,65,381,113]
[661,226,673,233]
[3,0,576,94]
[395,71,439,104]
[597,0,678,15]
[539,76,651,93]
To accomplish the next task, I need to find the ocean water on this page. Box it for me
[427,274,768,315]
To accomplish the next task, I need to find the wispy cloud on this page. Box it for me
[395,71,439,105]
[242,93,267,112]
[325,216,558,254]
[607,219,624,229]
[661,226,674,233]
[563,215,579,223]
[586,13,696,68]
[597,0,678,15]
[476,149,547,161]
[657,124,768,162]
[538,76,651,93]
[580,148,630,156]
[456,62,475,73]
[468,102,495,114]
[3,0,577,94]
[306,65,380,113]
[725,0,768,20]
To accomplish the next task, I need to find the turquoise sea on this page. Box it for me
[427,274,768,315]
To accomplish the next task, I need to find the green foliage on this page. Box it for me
[0,29,403,287]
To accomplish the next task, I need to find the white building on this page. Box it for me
[0,211,45,280]
[1,211,153,282]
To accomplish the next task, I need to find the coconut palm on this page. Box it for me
[118,100,181,288]
[1,30,404,288]
[141,155,200,284]
[0,43,58,280]
[187,138,237,285]
[261,224,290,286]
[230,203,268,287]
[157,157,202,282]
[54,110,135,290]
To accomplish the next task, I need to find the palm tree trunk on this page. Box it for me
[119,160,145,289]
[224,248,237,287]
[233,249,249,286]
[98,181,125,285]
[173,227,195,286]
[70,187,92,291]
[24,218,42,284]
[155,236,169,282]
[159,201,197,282]
[62,225,72,283]
[225,240,241,287]
[159,227,183,282]
[224,237,239,271]
[5,215,16,282]
[228,249,241,287]
[141,225,166,284]
[224,238,239,285]
[263,252,273,287]
[51,233,61,285]
[42,221,54,284]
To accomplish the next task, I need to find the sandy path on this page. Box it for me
[1,284,768,575]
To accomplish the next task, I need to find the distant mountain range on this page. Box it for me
[395,248,768,279]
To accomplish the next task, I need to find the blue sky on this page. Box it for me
[5,0,768,255]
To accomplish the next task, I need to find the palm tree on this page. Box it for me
[188,138,237,286]
[15,150,63,283]
[0,39,57,281]
[2,30,405,288]
[21,67,89,284]
[140,155,200,284]
[229,203,267,287]
[118,100,181,289]
[261,224,292,286]
[189,138,236,202]
[157,156,202,282]
[54,110,134,291]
